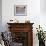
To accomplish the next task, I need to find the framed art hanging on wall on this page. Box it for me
[14,5,27,16]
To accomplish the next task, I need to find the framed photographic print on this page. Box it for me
[14,5,27,16]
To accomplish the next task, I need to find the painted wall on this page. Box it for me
[2,0,46,46]
[40,0,46,31]
[40,0,46,14]
[0,0,2,32]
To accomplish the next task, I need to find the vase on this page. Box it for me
[39,40,45,46]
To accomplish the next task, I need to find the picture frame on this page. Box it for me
[14,5,27,16]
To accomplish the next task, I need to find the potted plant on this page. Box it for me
[36,25,45,46]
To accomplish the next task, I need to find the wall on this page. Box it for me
[40,0,46,14]
[40,0,46,31]
[0,0,2,32]
[2,0,45,46]
[40,0,46,46]
[2,0,40,30]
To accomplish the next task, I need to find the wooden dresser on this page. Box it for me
[7,23,34,46]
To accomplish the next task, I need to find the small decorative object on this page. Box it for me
[25,20,30,23]
[10,20,13,21]
[9,19,19,23]
[36,25,45,46]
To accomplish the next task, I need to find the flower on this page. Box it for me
[36,25,45,41]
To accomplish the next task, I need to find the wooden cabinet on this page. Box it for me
[7,23,34,46]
